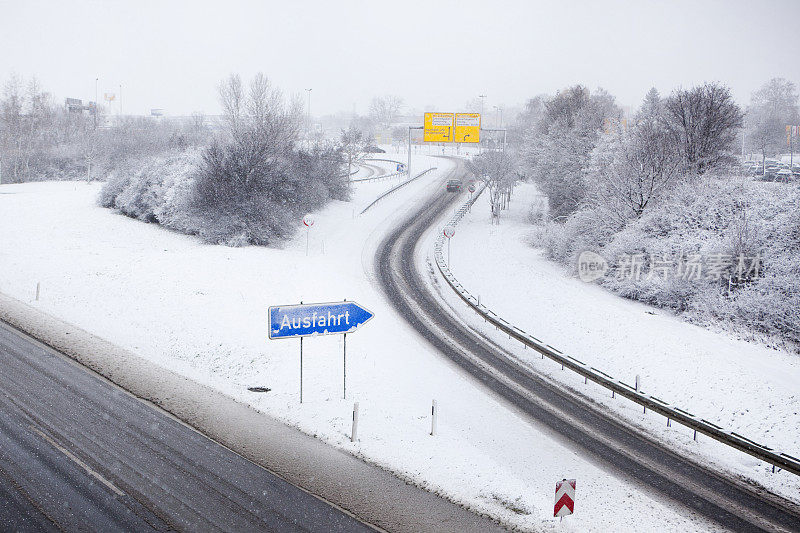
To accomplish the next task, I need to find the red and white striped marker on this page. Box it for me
[554,479,576,518]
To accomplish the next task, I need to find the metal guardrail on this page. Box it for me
[364,158,404,166]
[433,184,800,478]
[351,171,404,183]
[359,168,436,215]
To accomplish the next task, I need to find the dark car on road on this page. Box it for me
[446,179,462,192]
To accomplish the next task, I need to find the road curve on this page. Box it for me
[375,157,800,533]
[0,319,376,532]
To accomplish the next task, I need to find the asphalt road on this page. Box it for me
[375,157,800,533]
[0,320,376,532]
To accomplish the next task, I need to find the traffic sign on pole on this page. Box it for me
[303,214,315,256]
[424,112,454,142]
[443,226,456,239]
[268,301,374,339]
[554,479,576,518]
[455,113,481,143]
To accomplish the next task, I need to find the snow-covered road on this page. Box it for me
[0,153,738,531]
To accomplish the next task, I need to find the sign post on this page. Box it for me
[443,226,456,266]
[269,300,374,402]
[303,214,315,256]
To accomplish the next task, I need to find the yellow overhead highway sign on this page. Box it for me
[455,113,480,143]
[424,112,454,142]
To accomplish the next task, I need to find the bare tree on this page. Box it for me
[745,78,799,167]
[467,150,518,223]
[369,95,404,129]
[662,83,744,174]
[1,74,25,181]
[585,88,682,222]
[339,125,367,177]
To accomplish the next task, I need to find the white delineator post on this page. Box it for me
[351,402,359,442]
[430,399,438,436]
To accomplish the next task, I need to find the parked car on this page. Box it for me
[446,179,462,192]
[776,169,792,182]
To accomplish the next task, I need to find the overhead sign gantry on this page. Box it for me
[422,112,481,144]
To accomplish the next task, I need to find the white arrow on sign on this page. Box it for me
[303,214,315,227]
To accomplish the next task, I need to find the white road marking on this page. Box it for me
[30,425,125,496]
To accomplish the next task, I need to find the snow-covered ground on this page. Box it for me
[437,181,800,504]
[0,155,724,531]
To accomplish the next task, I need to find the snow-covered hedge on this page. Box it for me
[538,177,800,349]
[100,145,348,247]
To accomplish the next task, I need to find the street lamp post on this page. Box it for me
[94,77,99,129]
[305,88,312,144]
[478,94,486,152]
[493,105,503,128]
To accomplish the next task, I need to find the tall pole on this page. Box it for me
[343,332,347,399]
[300,336,303,403]
[407,126,412,176]
[94,77,99,129]
[305,88,312,142]
[479,94,486,153]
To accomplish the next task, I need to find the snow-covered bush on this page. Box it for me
[99,150,200,222]
[542,175,800,348]
[100,74,348,247]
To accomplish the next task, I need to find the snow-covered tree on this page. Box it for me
[662,83,743,174]
[369,95,404,129]
[339,124,367,177]
[467,150,518,223]
[520,85,621,220]
[745,78,799,166]
[184,73,344,245]
[586,101,682,223]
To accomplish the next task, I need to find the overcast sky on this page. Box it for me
[3,0,799,118]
